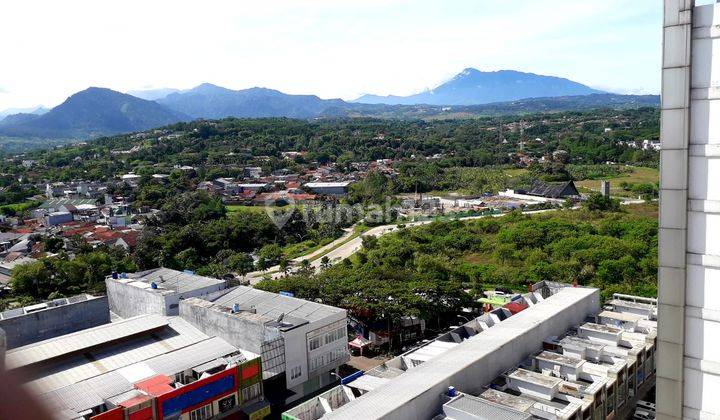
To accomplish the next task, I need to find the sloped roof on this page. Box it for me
[526,180,579,198]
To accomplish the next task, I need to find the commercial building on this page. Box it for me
[105,268,226,318]
[282,282,601,420]
[283,287,656,420]
[464,295,657,420]
[303,182,352,197]
[658,1,720,418]
[45,211,74,226]
[4,313,269,420]
[0,294,109,349]
[180,285,349,406]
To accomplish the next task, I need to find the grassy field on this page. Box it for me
[502,166,658,198]
[225,205,271,213]
[574,166,658,197]
[623,202,659,219]
[0,200,40,215]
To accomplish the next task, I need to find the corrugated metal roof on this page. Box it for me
[6,314,168,370]
[446,394,532,420]
[123,267,225,294]
[212,285,344,324]
[24,317,208,393]
[38,336,240,415]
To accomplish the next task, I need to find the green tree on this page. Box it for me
[584,193,621,212]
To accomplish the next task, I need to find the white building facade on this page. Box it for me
[658,1,720,418]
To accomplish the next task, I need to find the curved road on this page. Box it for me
[244,208,563,284]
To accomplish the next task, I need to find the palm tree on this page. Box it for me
[320,256,330,269]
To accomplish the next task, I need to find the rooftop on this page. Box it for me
[209,284,345,325]
[444,393,533,420]
[114,267,225,295]
[5,315,168,370]
[304,181,352,188]
[535,350,585,369]
[479,388,535,413]
[508,368,562,388]
[7,314,253,418]
[325,286,598,419]
[39,198,97,209]
[0,294,101,321]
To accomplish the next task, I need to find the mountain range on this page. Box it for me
[156,83,347,119]
[0,106,49,119]
[0,68,658,143]
[354,69,603,105]
[0,88,189,139]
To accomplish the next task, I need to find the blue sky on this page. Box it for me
[0,0,663,109]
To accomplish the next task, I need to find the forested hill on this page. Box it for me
[4,107,659,184]
[345,93,659,119]
[0,88,189,140]
[0,86,658,152]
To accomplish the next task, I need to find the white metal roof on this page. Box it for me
[446,393,533,420]
[346,375,390,392]
[304,182,352,188]
[23,316,208,393]
[39,337,239,415]
[211,285,345,324]
[5,314,168,370]
[120,267,225,295]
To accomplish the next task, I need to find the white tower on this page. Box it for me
[658,1,720,418]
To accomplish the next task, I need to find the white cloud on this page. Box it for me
[0,0,661,109]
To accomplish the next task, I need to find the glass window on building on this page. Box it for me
[242,383,262,403]
[190,404,213,420]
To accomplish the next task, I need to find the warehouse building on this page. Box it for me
[303,182,352,197]
[4,313,269,420]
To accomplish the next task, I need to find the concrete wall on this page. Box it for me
[658,1,720,419]
[179,298,267,355]
[106,277,225,319]
[0,295,109,349]
[180,297,348,404]
[326,287,599,420]
[105,278,167,318]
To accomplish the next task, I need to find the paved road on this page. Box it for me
[245,208,560,284]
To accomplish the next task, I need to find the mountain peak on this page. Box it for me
[0,87,189,139]
[190,83,232,94]
[458,67,480,77]
[356,68,603,106]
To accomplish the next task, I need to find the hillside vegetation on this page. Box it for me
[258,204,658,326]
